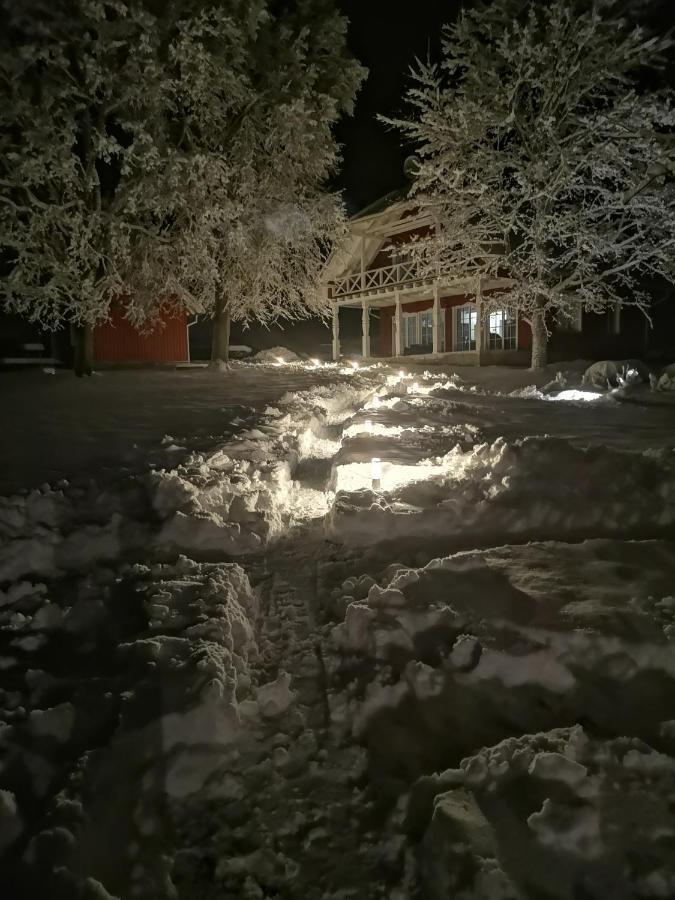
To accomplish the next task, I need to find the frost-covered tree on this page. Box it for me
[0,0,173,374]
[129,0,365,365]
[386,0,675,367]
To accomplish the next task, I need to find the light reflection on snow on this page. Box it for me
[549,389,603,403]
[334,458,449,493]
[341,421,404,440]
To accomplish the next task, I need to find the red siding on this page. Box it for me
[94,306,188,363]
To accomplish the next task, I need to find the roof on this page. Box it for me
[323,188,418,284]
[350,187,408,222]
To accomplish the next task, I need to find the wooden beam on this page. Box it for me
[394,292,403,357]
[332,303,340,361]
[432,283,441,355]
[362,299,370,359]
[475,276,484,364]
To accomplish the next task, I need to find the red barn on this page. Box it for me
[94,305,189,365]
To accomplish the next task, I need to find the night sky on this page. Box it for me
[334,0,460,214]
[334,0,675,215]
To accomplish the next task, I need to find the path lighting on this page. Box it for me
[371,457,382,491]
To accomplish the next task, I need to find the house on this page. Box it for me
[323,191,647,365]
[323,191,531,366]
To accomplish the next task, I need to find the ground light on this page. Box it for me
[365,419,372,434]
[350,361,359,370]
[371,457,381,490]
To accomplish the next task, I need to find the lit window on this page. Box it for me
[487,310,516,350]
[455,305,477,351]
[403,313,418,348]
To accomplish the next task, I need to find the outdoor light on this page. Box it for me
[310,358,320,367]
[371,457,382,490]
[350,361,359,370]
[364,418,372,434]
[371,395,380,409]
[275,357,286,366]
[408,381,420,394]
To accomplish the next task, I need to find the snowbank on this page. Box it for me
[415,727,675,899]
[327,539,675,896]
[21,558,260,898]
[152,377,377,557]
[327,436,675,547]
[582,358,649,388]
[251,346,300,365]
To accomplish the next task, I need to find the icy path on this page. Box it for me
[2,362,675,899]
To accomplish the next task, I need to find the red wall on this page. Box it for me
[94,305,188,363]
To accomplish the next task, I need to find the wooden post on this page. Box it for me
[475,276,483,364]
[394,292,403,357]
[332,302,340,361]
[360,236,366,292]
[432,283,441,355]
[362,299,370,359]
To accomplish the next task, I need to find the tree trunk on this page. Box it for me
[530,304,548,370]
[210,296,230,367]
[72,324,93,377]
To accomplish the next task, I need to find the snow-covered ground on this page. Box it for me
[1,359,674,899]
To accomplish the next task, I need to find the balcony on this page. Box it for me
[330,260,438,301]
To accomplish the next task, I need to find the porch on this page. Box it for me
[329,262,526,364]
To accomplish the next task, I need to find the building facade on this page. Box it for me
[323,192,644,366]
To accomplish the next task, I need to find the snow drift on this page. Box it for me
[327,436,675,547]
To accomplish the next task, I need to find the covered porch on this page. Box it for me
[330,268,525,365]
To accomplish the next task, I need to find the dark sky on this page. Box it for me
[334,0,461,214]
[334,0,675,216]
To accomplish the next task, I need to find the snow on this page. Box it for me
[2,360,675,897]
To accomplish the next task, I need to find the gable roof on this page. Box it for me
[323,188,415,284]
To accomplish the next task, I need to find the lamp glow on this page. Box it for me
[275,357,286,365]
[350,361,359,370]
[371,457,382,490]
[365,418,372,434]
[310,358,320,367]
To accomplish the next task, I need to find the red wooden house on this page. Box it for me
[323,191,532,365]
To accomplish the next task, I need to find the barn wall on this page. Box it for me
[94,306,188,363]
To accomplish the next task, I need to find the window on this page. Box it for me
[403,313,418,348]
[420,310,434,346]
[455,305,477,351]
[396,307,445,354]
[487,309,516,350]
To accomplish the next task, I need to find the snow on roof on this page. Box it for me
[322,188,417,284]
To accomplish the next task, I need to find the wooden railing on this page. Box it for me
[330,260,430,299]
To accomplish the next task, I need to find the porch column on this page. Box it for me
[394,292,403,357]
[360,236,366,292]
[332,302,340,361]
[475,276,484,364]
[432,283,441,355]
[361,299,370,359]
